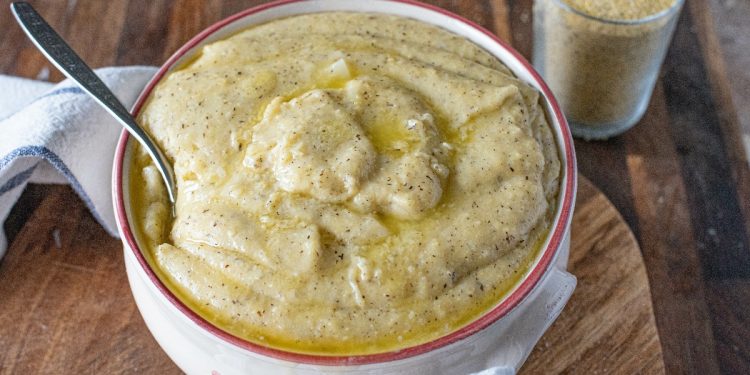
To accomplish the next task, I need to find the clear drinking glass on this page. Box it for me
[533,0,685,140]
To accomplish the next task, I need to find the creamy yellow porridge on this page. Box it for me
[132,12,560,355]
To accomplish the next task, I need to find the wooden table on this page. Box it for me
[1,1,748,374]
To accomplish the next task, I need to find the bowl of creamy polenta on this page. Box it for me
[113,1,577,373]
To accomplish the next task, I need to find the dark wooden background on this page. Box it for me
[1,0,749,374]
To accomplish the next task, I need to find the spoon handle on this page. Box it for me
[10,1,177,204]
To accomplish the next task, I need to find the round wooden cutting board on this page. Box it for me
[522,177,664,374]
[0,176,663,373]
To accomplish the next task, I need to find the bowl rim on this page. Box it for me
[113,0,577,366]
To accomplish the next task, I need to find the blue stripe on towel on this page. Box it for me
[0,86,84,122]
[37,86,84,100]
[0,164,38,195]
[0,145,117,237]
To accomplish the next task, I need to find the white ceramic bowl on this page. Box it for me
[112,1,577,374]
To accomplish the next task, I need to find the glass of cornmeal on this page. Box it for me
[533,0,685,140]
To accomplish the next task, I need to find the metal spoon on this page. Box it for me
[10,1,177,208]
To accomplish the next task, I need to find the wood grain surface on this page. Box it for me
[523,178,663,374]
[1,0,749,374]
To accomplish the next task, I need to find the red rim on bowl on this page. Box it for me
[113,0,577,366]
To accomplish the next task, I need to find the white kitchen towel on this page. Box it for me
[0,66,158,258]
